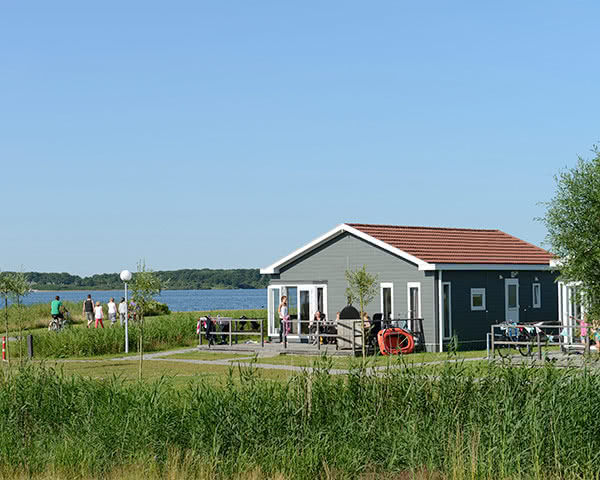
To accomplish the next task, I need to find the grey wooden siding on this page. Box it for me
[441,270,559,349]
[270,232,439,350]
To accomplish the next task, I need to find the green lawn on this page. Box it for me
[160,351,255,361]
[2,358,295,386]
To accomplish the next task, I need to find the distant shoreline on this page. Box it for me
[30,287,265,292]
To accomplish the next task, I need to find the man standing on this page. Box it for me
[82,294,94,328]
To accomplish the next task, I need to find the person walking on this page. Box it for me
[107,298,117,327]
[82,294,94,328]
[118,297,127,326]
[94,301,104,329]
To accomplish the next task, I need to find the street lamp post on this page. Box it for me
[120,270,132,353]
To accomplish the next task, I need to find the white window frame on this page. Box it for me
[407,282,422,331]
[380,282,394,320]
[532,283,541,309]
[442,282,452,340]
[470,288,486,311]
[407,282,422,318]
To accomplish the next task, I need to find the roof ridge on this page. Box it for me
[346,222,500,233]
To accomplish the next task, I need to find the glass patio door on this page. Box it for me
[267,286,281,336]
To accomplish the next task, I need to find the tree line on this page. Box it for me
[14,269,269,291]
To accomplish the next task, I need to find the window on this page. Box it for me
[532,283,541,308]
[407,282,421,330]
[317,287,324,313]
[470,288,486,311]
[407,282,421,318]
[380,283,394,321]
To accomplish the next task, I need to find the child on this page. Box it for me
[94,301,104,329]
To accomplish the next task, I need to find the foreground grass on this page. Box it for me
[53,359,293,385]
[1,361,599,479]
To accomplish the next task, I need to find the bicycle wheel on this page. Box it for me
[518,330,533,357]
[496,335,516,359]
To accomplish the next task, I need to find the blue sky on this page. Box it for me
[1,1,598,276]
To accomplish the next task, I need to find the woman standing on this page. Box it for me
[278,295,289,342]
[94,301,104,329]
[107,298,118,327]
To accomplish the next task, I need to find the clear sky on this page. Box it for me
[1,1,599,276]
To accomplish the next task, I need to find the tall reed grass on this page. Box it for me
[1,301,84,332]
[13,310,267,358]
[0,360,598,479]
[14,312,199,357]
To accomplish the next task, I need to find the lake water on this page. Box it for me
[17,289,268,312]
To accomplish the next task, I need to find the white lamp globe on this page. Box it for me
[120,270,132,282]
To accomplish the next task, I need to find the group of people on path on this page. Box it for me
[82,294,128,328]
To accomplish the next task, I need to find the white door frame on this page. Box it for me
[298,287,312,336]
[505,278,519,323]
[269,284,327,339]
[267,285,281,337]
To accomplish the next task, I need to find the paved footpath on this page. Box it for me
[49,347,491,376]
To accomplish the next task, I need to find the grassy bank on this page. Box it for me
[8,309,267,359]
[1,361,599,479]
[0,301,86,333]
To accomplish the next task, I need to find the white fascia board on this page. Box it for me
[260,223,433,274]
[429,264,551,271]
[260,224,348,274]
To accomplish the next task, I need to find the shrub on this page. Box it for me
[144,300,170,316]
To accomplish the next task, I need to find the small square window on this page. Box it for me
[471,288,486,311]
[532,283,541,308]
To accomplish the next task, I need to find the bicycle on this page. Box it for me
[49,309,70,332]
[495,321,532,358]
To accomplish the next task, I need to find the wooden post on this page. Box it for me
[260,319,264,348]
[490,326,495,358]
[229,318,232,346]
[537,330,542,360]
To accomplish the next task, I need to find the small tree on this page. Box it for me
[0,272,13,363]
[542,147,600,323]
[10,272,30,364]
[130,261,162,380]
[345,265,378,359]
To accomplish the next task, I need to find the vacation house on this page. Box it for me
[260,223,558,351]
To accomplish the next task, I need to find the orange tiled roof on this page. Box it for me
[347,223,553,265]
